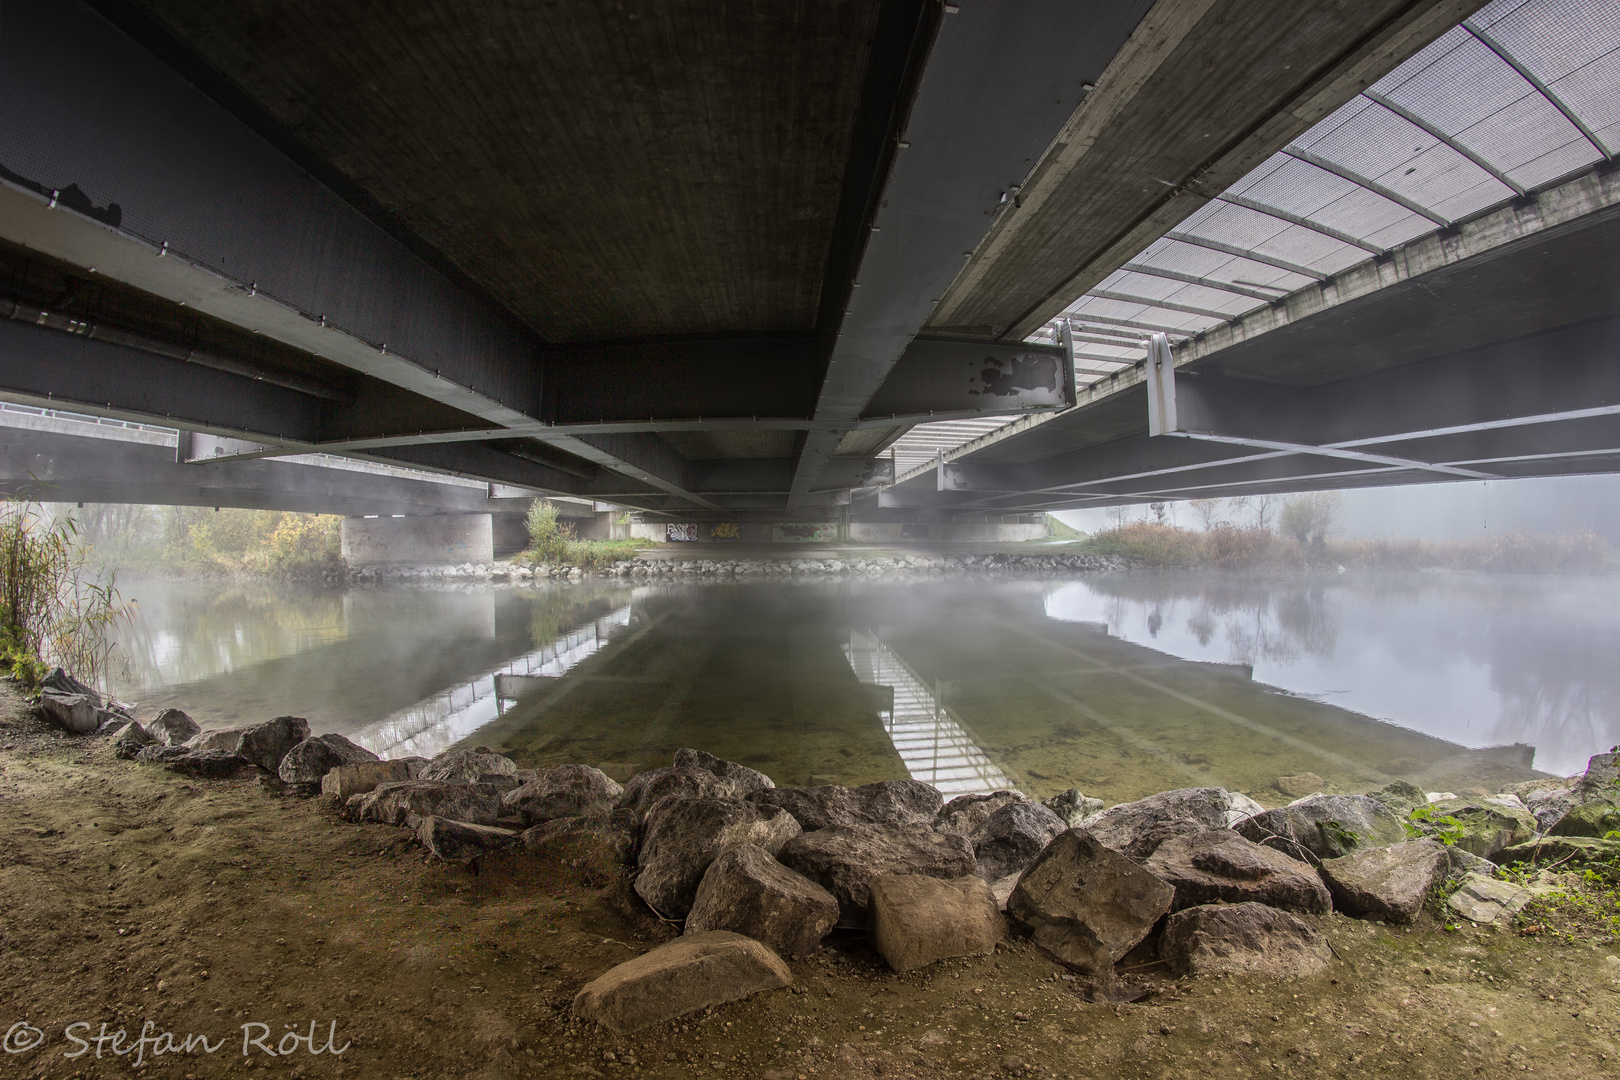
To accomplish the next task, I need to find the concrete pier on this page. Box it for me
[341,514,494,566]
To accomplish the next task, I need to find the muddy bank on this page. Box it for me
[2,689,1618,1078]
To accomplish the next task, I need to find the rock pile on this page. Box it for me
[96,695,1620,1034]
[347,550,1121,586]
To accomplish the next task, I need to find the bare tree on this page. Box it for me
[1189,499,1221,531]
[1279,491,1343,547]
[1246,494,1279,531]
[1149,502,1169,526]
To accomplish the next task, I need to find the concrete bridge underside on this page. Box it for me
[0,0,1615,520]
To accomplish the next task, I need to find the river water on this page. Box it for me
[108,570,1619,805]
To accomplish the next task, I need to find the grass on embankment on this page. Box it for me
[1076,523,1611,573]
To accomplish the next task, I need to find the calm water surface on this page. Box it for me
[109,571,1618,805]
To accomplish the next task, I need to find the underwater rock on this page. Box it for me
[1006,829,1173,975]
[1318,839,1448,924]
[1275,773,1325,799]
[685,843,838,957]
[1159,903,1330,978]
[868,873,1005,973]
[969,800,1066,882]
[1145,829,1331,915]
[777,824,975,926]
[635,796,801,918]
[504,764,624,826]
[571,931,792,1034]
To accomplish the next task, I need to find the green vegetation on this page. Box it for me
[78,504,343,578]
[0,498,132,692]
[518,500,644,569]
[1043,513,1085,541]
[1076,492,1609,572]
[1405,804,1468,846]
[1508,850,1620,943]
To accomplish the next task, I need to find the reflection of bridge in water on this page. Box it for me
[352,604,634,760]
[844,629,1014,797]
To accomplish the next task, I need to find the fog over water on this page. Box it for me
[107,571,1613,800]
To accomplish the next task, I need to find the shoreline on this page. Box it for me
[5,685,1616,1077]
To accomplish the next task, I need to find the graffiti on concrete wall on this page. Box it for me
[666,523,698,541]
[773,523,838,543]
[709,523,741,541]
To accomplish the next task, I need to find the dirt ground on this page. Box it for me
[0,693,1616,1080]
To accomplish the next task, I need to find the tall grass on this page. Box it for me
[0,498,133,692]
[521,500,643,569]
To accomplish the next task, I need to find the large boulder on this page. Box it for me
[1159,903,1331,978]
[149,708,201,746]
[1575,746,1620,800]
[321,758,425,800]
[1235,795,1407,862]
[521,811,639,885]
[357,780,505,827]
[279,734,380,791]
[159,749,252,780]
[41,666,98,702]
[418,747,518,785]
[503,764,623,826]
[934,791,1026,836]
[1417,797,1537,860]
[673,748,775,797]
[1318,839,1448,924]
[417,816,519,861]
[685,844,838,957]
[1446,871,1559,925]
[616,750,775,820]
[617,767,732,819]
[1548,800,1620,838]
[1364,781,1428,816]
[1043,788,1105,828]
[969,801,1066,882]
[1006,829,1174,975]
[112,721,158,760]
[751,780,942,832]
[868,874,1005,973]
[634,796,802,918]
[186,726,251,754]
[233,716,312,772]
[1522,786,1581,833]
[1144,829,1331,915]
[571,931,792,1034]
[1083,788,1261,858]
[38,692,101,735]
[1497,835,1620,869]
[777,824,976,926]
